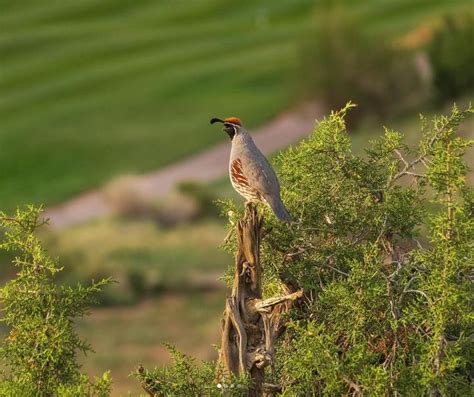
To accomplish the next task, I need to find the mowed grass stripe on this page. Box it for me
[0,0,312,65]
[0,43,291,162]
[0,3,225,60]
[0,0,184,30]
[1,3,310,93]
[0,1,311,118]
[0,25,301,127]
[1,39,296,147]
[0,0,311,32]
[1,17,302,93]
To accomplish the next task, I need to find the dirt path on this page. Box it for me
[44,102,322,229]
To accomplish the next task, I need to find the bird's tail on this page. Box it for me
[266,196,292,223]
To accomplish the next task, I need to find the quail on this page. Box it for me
[210,116,292,222]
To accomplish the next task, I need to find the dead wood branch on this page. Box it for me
[217,204,301,396]
[255,290,304,313]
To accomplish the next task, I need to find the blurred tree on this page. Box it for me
[300,8,424,125]
[0,207,112,396]
[428,14,474,101]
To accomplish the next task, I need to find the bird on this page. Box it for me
[210,116,292,222]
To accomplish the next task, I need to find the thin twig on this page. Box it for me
[394,149,409,167]
[404,289,429,301]
[389,121,447,185]
[323,261,349,277]
[404,171,426,178]
[343,376,362,395]
[398,276,417,306]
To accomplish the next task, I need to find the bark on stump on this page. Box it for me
[218,203,302,396]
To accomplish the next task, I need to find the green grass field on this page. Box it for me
[1,0,472,212]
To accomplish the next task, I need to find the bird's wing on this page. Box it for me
[240,149,280,197]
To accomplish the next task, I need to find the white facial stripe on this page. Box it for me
[225,123,239,131]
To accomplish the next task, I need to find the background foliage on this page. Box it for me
[300,9,423,124]
[0,207,112,396]
[428,14,474,101]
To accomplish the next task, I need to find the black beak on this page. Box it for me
[210,118,224,124]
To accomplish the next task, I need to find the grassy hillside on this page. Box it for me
[1,0,471,212]
[0,0,314,212]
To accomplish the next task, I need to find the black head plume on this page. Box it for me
[210,118,224,124]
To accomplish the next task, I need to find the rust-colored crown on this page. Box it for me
[224,117,241,126]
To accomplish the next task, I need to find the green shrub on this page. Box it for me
[300,9,423,124]
[219,103,473,395]
[133,344,250,396]
[0,207,112,396]
[428,14,474,101]
[273,104,473,394]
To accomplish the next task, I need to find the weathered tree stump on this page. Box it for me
[218,203,302,396]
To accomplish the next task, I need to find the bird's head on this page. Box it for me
[210,116,242,140]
